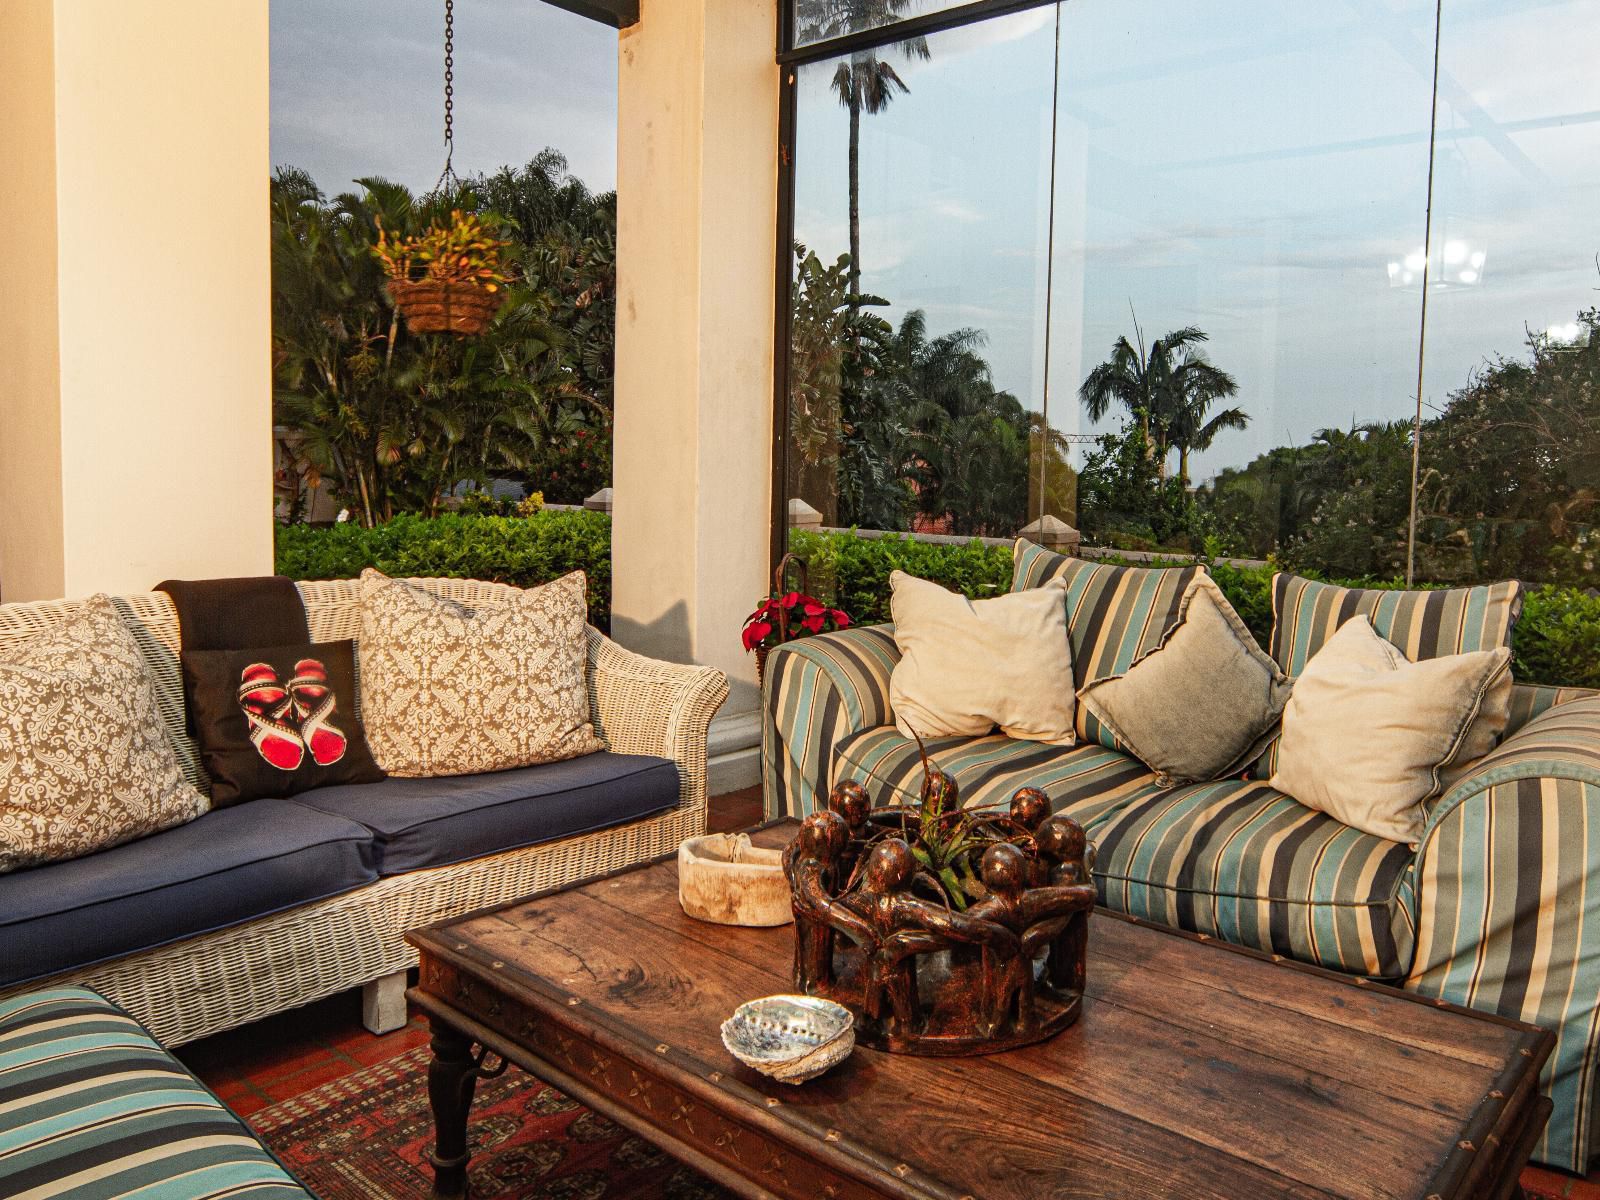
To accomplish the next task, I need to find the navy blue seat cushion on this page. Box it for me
[0,800,378,989]
[285,752,682,875]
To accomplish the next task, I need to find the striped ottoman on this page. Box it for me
[0,987,311,1199]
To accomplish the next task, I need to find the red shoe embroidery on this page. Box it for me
[238,663,304,771]
[288,658,348,766]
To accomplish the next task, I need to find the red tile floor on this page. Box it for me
[177,785,1600,1198]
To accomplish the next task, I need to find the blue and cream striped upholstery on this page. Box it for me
[762,625,899,818]
[1508,682,1594,737]
[0,987,310,1198]
[1087,778,1417,978]
[1406,695,1600,1171]
[833,728,1161,828]
[1268,573,1523,676]
[1010,541,1200,751]
[1249,572,1526,779]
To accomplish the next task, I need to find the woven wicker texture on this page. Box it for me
[0,579,728,1046]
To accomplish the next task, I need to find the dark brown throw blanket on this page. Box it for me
[154,576,310,653]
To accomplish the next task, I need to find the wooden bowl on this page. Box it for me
[677,833,793,927]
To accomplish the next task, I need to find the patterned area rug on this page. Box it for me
[251,1045,731,1199]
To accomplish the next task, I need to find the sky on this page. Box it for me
[270,0,618,198]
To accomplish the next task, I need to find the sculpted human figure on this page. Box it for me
[966,842,1095,1032]
[826,780,872,885]
[836,839,1017,1034]
[783,811,872,992]
[1032,814,1096,992]
[1010,787,1051,834]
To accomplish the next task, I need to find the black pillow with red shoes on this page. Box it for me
[181,640,384,807]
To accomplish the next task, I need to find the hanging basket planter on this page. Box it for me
[387,278,502,337]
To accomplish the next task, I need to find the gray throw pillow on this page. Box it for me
[1077,574,1291,785]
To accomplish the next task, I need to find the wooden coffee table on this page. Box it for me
[407,823,1553,1200]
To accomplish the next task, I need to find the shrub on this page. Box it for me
[275,511,611,630]
[277,520,1600,690]
[789,530,1012,626]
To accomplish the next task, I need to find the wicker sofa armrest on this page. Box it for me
[1405,694,1600,1171]
[761,624,901,820]
[585,628,729,821]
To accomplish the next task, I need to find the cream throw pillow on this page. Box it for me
[889,571,1074,745]
[1078,573,1291,785]
[0,595,208,873]
[358,570,605,778]
[1270,615,1511,844]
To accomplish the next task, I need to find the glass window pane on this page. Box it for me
[792,0,987,50]
[787,10,1058,541]
[1414,0,1600,585]
[1051,2,1438,570]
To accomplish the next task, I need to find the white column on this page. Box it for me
[0,0,273,602]
[612,0,778,721]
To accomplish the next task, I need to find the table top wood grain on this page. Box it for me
[409,822,1552,1200]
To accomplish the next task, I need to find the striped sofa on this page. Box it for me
[763,542,1600,1173]
[0,987,311,1198]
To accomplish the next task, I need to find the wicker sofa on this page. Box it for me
[762,550,1600,1173]
[0,578,728,1049]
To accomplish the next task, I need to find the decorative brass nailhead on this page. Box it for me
[707,1071,723,1083]
[1520,1047,1533,1057]
[567,997,581,1007]
[656,1043,671,1055]
[454,942,466,951]
[764,1097,781,1108]
[1458,1139,1475,1151]
[491,961,503,970]
[894,1163,912,1177]
[824,1129,841,1143]
[1489,1089,1504,1100]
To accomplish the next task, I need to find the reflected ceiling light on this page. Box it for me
[1386,241,1487,289]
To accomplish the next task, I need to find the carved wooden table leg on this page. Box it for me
[427,1021,480,1199]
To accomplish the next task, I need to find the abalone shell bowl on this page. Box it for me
[719,994,856,1085]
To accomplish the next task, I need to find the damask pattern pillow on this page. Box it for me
[0,595,208,873]
[357,570,605,778]
[1011,539,1201,751]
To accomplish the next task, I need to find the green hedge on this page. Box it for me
[276,519,1600,690]
[275,511,611,630]
[792,530,1599,691]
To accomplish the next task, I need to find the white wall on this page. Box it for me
[612,0,779,717]
[0,0,273,602]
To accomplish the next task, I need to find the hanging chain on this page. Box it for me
[434,0,458,195]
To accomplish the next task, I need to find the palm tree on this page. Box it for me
[1078,319,1244,481]
[798,1,928,300]
[1164,348,1245,485]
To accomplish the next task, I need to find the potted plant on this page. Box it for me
[742,554,851,684]
[373,210,510,336]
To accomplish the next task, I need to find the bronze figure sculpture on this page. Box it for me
[784,769,1096,1056]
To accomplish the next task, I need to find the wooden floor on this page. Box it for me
[176,784,1598,1197]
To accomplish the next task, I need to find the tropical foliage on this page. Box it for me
[272,149,615,524]
[1199,309,1600,584]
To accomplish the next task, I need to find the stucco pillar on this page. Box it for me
[611,0,778,720]
[0,0,273,602]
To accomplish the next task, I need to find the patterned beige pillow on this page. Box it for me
[357,570,605,777]
[0,595,208,873]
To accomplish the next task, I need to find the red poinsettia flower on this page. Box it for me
[801,613,826,634]
[804,601,826,617]
[781,591,801,609]
[832,610,852,628]
[742,620,773,651]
